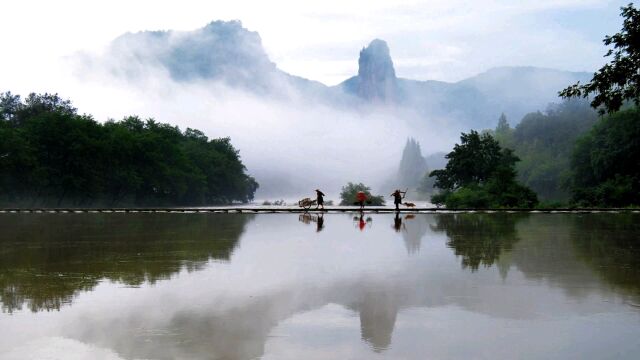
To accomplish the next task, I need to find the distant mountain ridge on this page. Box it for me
[337,40,591,127]
[106,20,329,97]
[99,20,592,129]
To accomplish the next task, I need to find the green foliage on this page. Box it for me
[560,4,640,114]
[429,131,538,208]
[0,91,258,206]
[429,191,449,207]
[569,107,640,206]
[339,182,385,206]
[535,200,568,209]
[557,4,640,207]
[430,130,505,189]
[491,100,598,201]
[439,186,491,208]
[434,179,537,209]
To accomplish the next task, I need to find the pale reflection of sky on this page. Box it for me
[265,305,640,360]
[1,214,639,360]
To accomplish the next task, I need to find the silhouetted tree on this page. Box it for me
[495,113,509,133]
[560,4,640,114]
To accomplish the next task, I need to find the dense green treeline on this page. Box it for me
[427,5,640,208]
[558,3,640,207]
[426,99,639,208]
[490,100,598,202]
[569,107,640,206]
[487,101,639,207]
[486,102,639,207]
[0,92,258,207]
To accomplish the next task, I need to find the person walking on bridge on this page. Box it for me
[356,191,367,211]
[391,189,407,211]
[315,189,325,210]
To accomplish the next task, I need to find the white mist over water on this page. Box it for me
[5,54,459,200]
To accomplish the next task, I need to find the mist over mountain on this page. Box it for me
[73,20,595,199]
[95,20,331,100]
[453,66,592,127]
[94,20,591,130]
[337,39,591,128]
[110,21,274,84]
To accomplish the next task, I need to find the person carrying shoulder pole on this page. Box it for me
[315,189,325,210]
[391,189,407,211]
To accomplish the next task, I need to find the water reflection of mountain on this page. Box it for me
[0,213,254,313]
[3,213,640,360]
[55,215,549,359]
[397,213,431,255]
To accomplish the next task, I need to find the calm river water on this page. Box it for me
[1,212,639,359]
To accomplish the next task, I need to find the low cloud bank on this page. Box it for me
[68,62,456,199]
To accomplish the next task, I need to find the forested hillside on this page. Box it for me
[489,100,598,202]
[491,103,640,207]
[0,92,258,207]
[568,107,640,206]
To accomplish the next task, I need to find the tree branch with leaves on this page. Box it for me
[559,3,640,115]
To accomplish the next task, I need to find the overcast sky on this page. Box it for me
[0,0,628,86]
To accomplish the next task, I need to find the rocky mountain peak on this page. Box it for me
[357,39,396,81]
[350,39,399,101]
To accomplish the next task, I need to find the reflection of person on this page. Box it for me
[354,214,372,231]
[356,191,367,211]
[317,214,324,232]
[390,189,407,211]
[393,212,402,232]
[315,189,325,210]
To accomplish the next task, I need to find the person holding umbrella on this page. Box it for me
[356,191,367,211]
